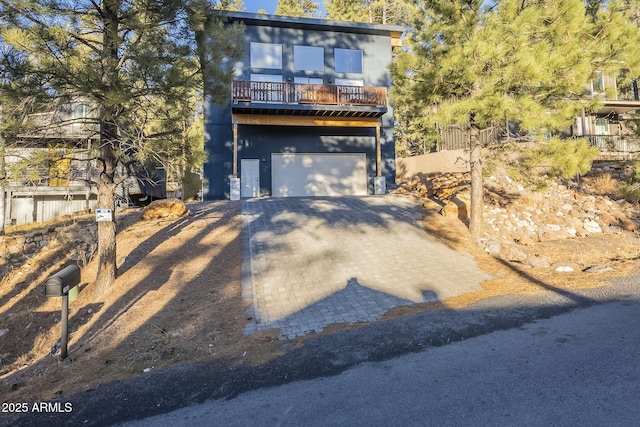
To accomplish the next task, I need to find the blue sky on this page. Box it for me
[243,0,327,15]
[243,0,278,13]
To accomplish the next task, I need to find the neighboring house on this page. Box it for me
[2,99,99,226]
[2,99,166,227]
[572,72,640,157]
[436,72,640,158]
[204,12,403,199]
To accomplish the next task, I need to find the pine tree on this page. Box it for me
[275,0,319,18]
[393,0,640,238]
[214,0,245,11]
[0,0,244,296]
[324,0,411,24]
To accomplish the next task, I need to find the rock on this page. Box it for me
[441,197,468,220]
[423,199,442,212]
[616,214,639,231]
[599,212,615,226]
[141,199,190,220]
[0,329,8,338]
[584,265,614,273]
[484,240,501,255]
[582,219,602,234]
[539,229,571,241]
[503,245,529,262]
[516,234,536,246]
[526,255,550,268]
[552,260,582,272]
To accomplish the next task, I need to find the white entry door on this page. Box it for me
[241,159,260,198]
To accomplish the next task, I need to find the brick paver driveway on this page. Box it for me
[242,196,491,339]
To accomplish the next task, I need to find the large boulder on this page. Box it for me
[141,199,190,220]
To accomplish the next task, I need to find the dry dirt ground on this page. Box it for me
[1,195,639,405]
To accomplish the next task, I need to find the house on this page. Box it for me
[1,99,166,228]
[432,72,640,158]
[204,12,403,199]
[572,72,640,157]
[2,99,99,226]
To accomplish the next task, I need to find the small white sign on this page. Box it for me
[96,209,112,222]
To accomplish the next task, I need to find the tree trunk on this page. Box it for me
[94,0,121,298]
[0,143,5,235]
[468,113,483,239]
[94,140,117,298]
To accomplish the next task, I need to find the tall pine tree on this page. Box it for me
[0,0,244,296]
[393,0,640,238]
[275,0,319,18]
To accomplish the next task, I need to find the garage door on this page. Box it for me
[272,153,367,197]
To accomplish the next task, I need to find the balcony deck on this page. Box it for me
[232,81,387,118]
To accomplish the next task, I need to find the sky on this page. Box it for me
[243,0,327,15]
[243,0,278,13]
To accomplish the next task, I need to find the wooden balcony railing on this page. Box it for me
[232,80,387,108]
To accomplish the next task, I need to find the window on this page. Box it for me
[335,48,363,74]
[250,74,283,82]
[250,42,282,69]
[334,78,364,86]
[294,77,323,84]
[595,118,609,135]
[592,72,605,94]
[74,103,92,119]
[294,45,324,72]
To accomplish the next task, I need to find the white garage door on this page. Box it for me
[272,153,367,197]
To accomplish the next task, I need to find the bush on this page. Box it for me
[619,161,640,203]
[522,137,599,179]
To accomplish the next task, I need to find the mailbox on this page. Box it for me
[44,264,81,360]
[44,265,81,297]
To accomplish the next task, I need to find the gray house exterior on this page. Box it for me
[204,12,402,199]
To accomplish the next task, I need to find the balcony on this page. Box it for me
[586,134,640,158]
[231,80,387,117]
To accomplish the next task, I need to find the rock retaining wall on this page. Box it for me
[397,164,640,269]
[0,221,97,274]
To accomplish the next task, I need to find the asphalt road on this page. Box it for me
[123,296,640,427]
[6,273,640,427]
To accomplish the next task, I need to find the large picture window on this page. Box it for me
[335,48,363,74]
[294,45,324,72]
[251,42,283,69]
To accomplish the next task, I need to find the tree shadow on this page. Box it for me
[247,277,439,340]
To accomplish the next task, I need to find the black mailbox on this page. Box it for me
[44,265,81,297]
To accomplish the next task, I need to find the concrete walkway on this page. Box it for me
[242,196,491,339]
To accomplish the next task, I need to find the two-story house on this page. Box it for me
[2,99,99,226]
[573,72,640,157]
[204,12,403,199]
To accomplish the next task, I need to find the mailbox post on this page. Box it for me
[44,265,81,360]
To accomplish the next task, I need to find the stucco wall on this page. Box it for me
[396,150,470,181]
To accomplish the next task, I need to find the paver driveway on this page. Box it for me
[242,196,491,339]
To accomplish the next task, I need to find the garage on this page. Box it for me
[271,153,367,197]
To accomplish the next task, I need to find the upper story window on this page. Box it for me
[74,103,92,119]
[334,78,364,87]
[250,42,282,69]
[592,71,605,94]
[335,48,363,74]
[294,46,324,72]
[250,74,283,82]
[294,77,323,84]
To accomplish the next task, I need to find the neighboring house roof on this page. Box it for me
[598,100,640,115]
[219,11,404,46]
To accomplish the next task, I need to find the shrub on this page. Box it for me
[619,161,640,203]
[522,137,599,179]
